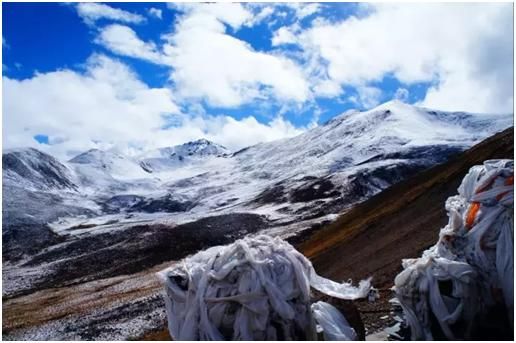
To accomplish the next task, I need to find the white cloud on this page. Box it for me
[353,86,382,109]
[168,3,252,30]
[278,3,513,112]
[166,115,304,153]
[164,15,310,107]
[95,24,166,64]
[76,3,146,26]
[3,54,177,158]
[3,54,304,158]
[271,26,298,46]
[147,7,162,20]
[312,79,342,98]
[251,6,275,25]
[97,3,311,108]
[284,3,322,20]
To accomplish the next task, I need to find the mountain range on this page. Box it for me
[4,101,511,234]
[2,100,513,340]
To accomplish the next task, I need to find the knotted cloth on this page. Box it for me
[394,159,513,340]
[157,235,370,340]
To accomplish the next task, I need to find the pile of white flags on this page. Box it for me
[157,235,370,340]
[394,159,513,340]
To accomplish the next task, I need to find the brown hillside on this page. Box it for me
[298,127,514,288]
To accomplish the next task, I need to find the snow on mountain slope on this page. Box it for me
[65,149,163,198]
[139,139,230,172]
[3,101,512,238]
[231,100,511,179]
[154,100,511,219]
[69,149,150,180]
[3,148,77,192]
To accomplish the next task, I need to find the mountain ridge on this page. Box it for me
[138,138,230,173]
[3,101,511,235]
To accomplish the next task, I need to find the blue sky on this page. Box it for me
[2,2,513,157]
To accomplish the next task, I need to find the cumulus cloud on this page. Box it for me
[164,115,303,153]
[250,6,275,25]
[164,3,310,107]
[3,54,177,157]
[246,3,321,27]
[168,2,252,30]
[76,3,146,26]
[312,79,342,98]
[147,7,162,20]
[96,3,311,108]
[350,86,382,109]
[3,55,304,158]
[92,3,513,113]
[163,9,310,107]
[276,3,513,112]
[271,26,298,46]
[284,3,322,20]
[95,24,166,64]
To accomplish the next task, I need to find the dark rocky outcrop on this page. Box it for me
[11,213,269,297]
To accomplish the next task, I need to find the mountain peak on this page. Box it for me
[326,100,416,126]
[187,138,212,145]
[137,139,230,172]
[182,138,227,150]
[69,148,122,164]
[374,99,411,110]
[3,147,77,190]
[160,139,230,157]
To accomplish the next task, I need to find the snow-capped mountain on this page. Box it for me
[139,139,230,172]
[3,101,512,238]
[230,100,507,181]
[3,147,77,191]
[66,148,162,197]
[69,148,151,180]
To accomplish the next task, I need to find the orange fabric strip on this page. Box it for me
[465,174,513,230]
[465,202,481,230]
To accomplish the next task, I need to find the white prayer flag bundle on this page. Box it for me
[394,159,513,340]
[158,235,370,340]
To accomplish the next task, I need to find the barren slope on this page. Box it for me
[298,127,514,287]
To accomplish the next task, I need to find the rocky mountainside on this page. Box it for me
[2,101,513,340]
